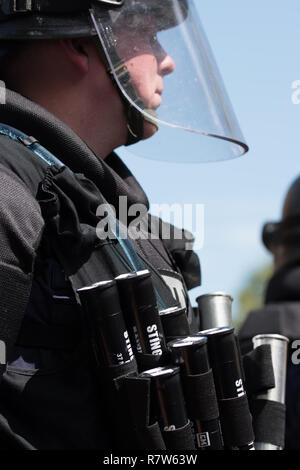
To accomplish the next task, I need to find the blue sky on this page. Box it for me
[117,0,300,319]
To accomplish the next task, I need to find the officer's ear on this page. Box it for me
[59,38,90,75]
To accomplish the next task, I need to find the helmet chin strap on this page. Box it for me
[125,100,158,146]
[93,35,158,146]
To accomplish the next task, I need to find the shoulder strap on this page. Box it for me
[0,123,65,167]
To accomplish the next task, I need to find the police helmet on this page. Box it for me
[263,176,300,252]
[0,0,249,163]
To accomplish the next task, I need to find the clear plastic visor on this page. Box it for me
[90,0,248,163]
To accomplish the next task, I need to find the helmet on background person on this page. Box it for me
[0,0,249,163]
[263,176,300,270]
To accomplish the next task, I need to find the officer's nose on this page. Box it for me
[154,40,175,76]
[158,53,176,76]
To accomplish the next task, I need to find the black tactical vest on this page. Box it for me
[0,90,201,449]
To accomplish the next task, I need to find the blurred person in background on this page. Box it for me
[239,175,300,449]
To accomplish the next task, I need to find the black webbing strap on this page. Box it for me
[250,399,286,448]
[94,360,139,450]
[124,376,166,450]
[183,370,219,421]
[243,344,275,396]
[162,420,196,451]
[135,351,171,373]
[218,394,254,448]
[108,359,138,383]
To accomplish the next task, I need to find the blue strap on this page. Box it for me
[0,123,65,168]
[0,123,166,309]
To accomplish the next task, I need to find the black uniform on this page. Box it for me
[238,261,300,450]
[0,89,200,449]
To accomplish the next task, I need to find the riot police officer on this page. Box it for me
[239,175,300,449]
[0,0,248,449]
